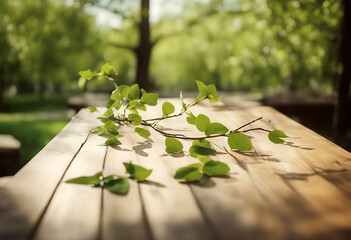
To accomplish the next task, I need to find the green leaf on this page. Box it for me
[162,102,175,117]
[207,84,219,103]
[174,163,203,182]
[65,172,102,185]
[128,84,140,100]
[103,175,115,182]
[228,132,252,151]
[91,126,105,135]
[135,127,151,138]
[127,99,139,108]
[189,146,216,155]
[123,162,153,182]
[203,160,230,177]
[192,139,211,148]
[119,85,130,98]
[195,81,219,103]
[106,99,115,108]
[111,89,123,101]
[141,91,158,106]
[186,111,196,125]
[180,91,187,110]
[100,63,117,78]
[268,129,288,144]
[165,137,183,153]
[196,80,207,100]
[88,107,98,113]
[128,113,142,126]
[79,69,95,80]
[104,136,122,146]
[103,108,114,117]
[205,122,229,136]
[78,77,87,89]
[104,121,120,135]
[134,103,147,111]
[104,178,129,195]
[195,114,211,132]
[190,153,212,164]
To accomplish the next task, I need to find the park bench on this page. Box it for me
[0,98,351,240]
[0,134,21,176]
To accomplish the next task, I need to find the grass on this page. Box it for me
[3,94,68,113]
[0,119,69,167]
[1,94,71,168]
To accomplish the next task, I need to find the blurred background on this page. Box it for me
[0,0,350,175]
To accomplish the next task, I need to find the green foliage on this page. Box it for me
[101,63,117,78]
[104,178,130,195]
[140,90,159,106]
[88,107,98,113]
[196,80,219,103]
[123,162,153,182]
[205,122,229,136]
[165,137,183,153]
[128,84,140,100]
[174,163,203,182]
[103,136,122,146]
[65,172,102,185]
[79,69,96,80]
[186,111,196,125]
[134,127,151,138]
[195,114,211,132]
[162,102,175,117]
[190,153,212,164]
[128,113,142,126]
[203,161,230,177]
[189,140,216,155]
[268,130,288,144]
[66,171,130,195]
[228,132,253,151]
[69,63,290,193]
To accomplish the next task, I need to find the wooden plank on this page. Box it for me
[245,106,351,238]
[181,101,351,239]
[102,130,148,240]
[132,99,212,240]
[34,133,107,240]
[0,109,98,240]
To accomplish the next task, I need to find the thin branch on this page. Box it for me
[231,117,263,132]
[242,128,270,133]
[114,116,269,141]
[143,99,201,122]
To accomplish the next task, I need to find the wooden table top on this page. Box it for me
[1,99,351,240]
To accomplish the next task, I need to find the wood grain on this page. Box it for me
[0,109,98,240]
[34,133,107,240]
[1,99,351,240]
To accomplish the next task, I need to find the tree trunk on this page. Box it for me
[135,0,154,90]
[333,0,351,144]
[0,69,4,112]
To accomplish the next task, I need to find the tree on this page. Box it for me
[333,0,351,145]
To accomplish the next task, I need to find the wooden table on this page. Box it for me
[1,99,351,240]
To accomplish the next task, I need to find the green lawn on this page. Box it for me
[0,119,69,167]
[1,94,71,168]
[3,94,68,113]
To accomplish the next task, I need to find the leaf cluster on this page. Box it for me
[65,162,152,195]
[68,63,289,192]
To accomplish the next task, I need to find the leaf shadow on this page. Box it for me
[132,141,153,157]
[277,168,348,181]
[140,180,166,188]
[161,152,186,158]
[283,141,314,150]
[181,176,216,188]
[235,151,280,162]
[111,146,132,152]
